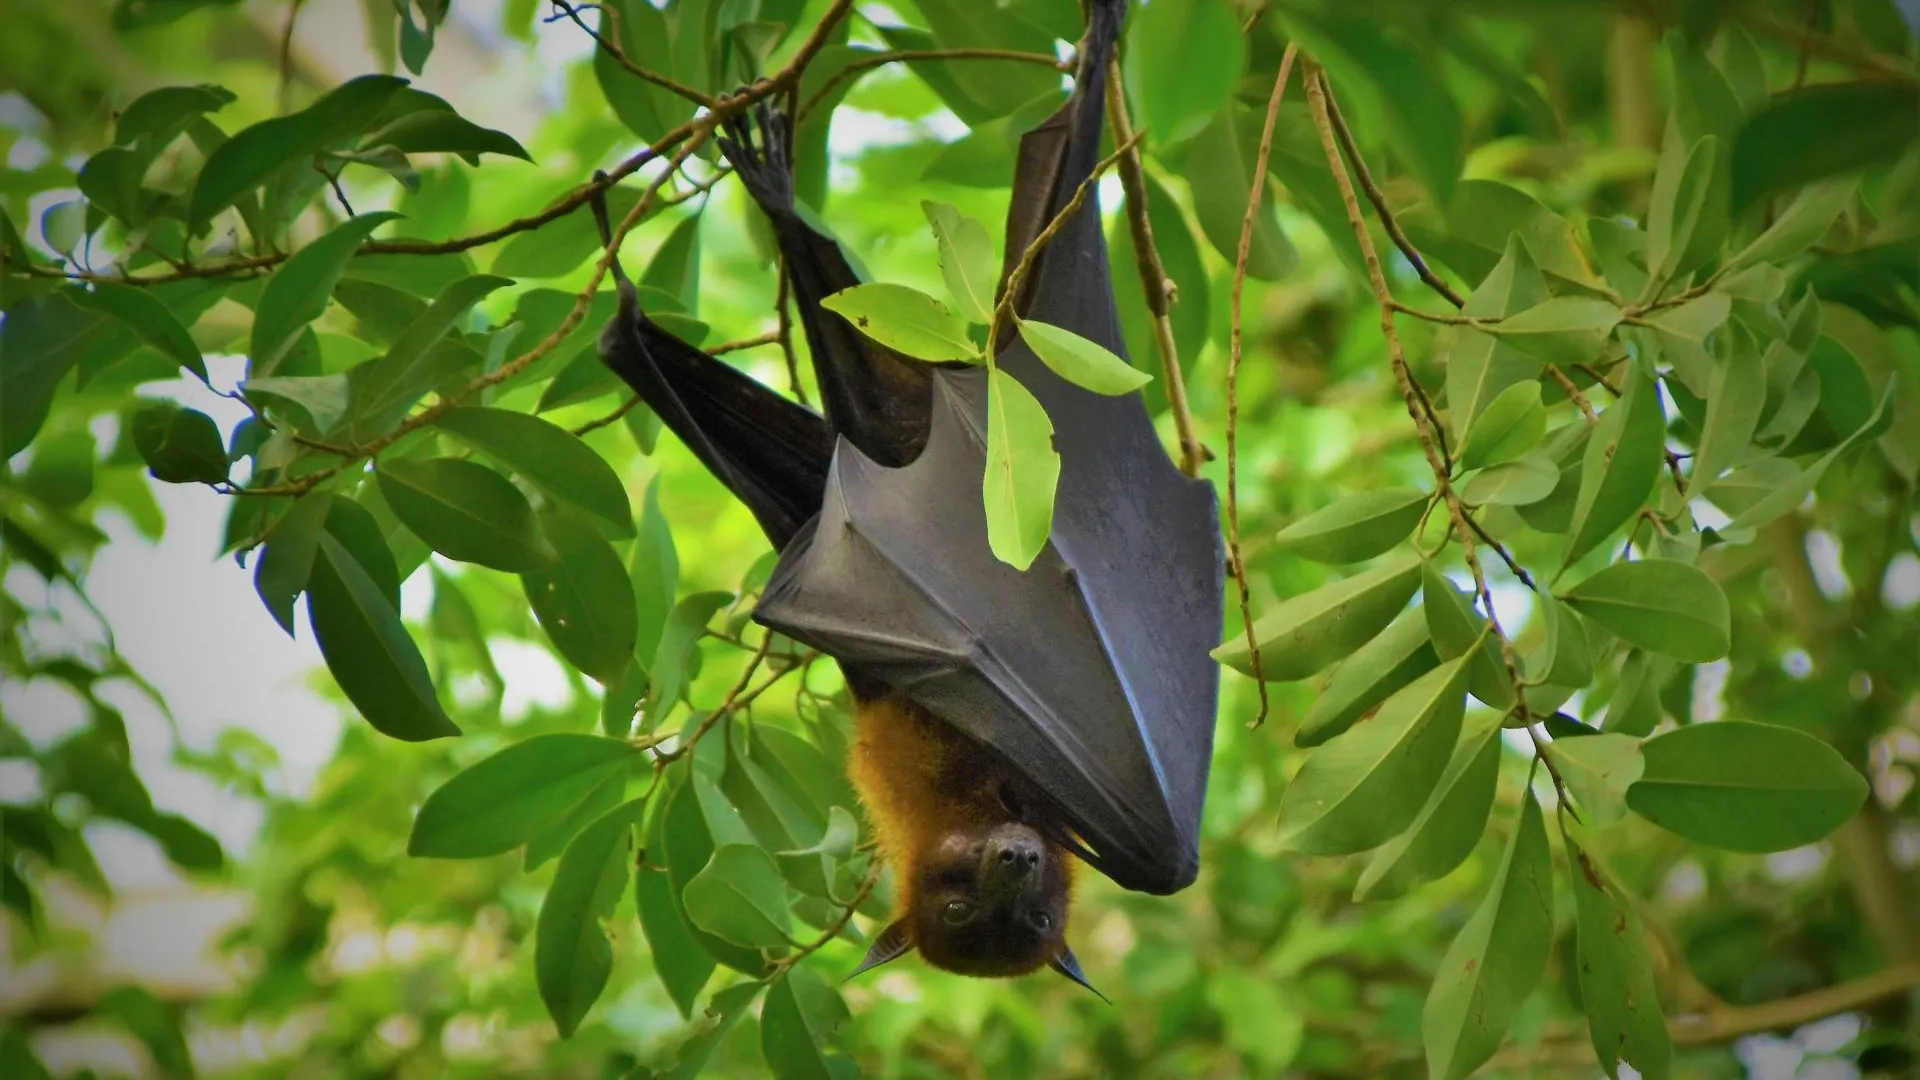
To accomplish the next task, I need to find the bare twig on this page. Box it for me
[1225,44,1297,727]
[1105,62,1204,477]
[315,161,354,217]
[768,861,883,975]
[1323,90,1464,309]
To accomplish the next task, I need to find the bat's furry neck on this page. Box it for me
[848,694,1074,918]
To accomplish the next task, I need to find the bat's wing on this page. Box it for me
[756,0,1225,894]
[593,195,833,550]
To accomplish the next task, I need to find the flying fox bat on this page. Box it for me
[593,0,1223,989]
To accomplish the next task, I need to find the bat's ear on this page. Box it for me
[844,919,913,982]
[1049,946,1109,1003]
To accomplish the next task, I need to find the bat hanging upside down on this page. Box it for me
[593,0,1223,992]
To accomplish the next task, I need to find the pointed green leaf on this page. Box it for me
[1016,318,1151,395]
[1565,820,1672,1080]
[1274,488,1428,565]
[130,401,229,484]
[307,534,458,741]
[0,292,116,458]
[1525,591,1593,691]
[536,797,645,1037]
[1564,367,1664,567]
[1461,453,1559,507]
[377,456,556,572]
[433,406,633,537]
[1354,714,1501,901]
[923,200,997,324]
[1215,554,1422,681]
[1647,135,1730,287]
[1276,654,1471,855]
[1298,607,1440,747]
[1459,381,1546,471]
[983,366,1059,570]
[1545,733,1644,828]
[1422,790,1553,1080]
[646,591,734,724]
[1627,721,1868,853]
[821,283,976,362]
[1727,176,1853,270]
[760,968,853,1080]
[1691,342,1766,490]
[522,509,639,685]
[250,211,402,376]
[1422,562,1514,711]
[1724,382,1895,532]
[1559,559,1730,663]
[410,733,638,858]
[74,281,207,383]
[683,843,791,949]
[1482,297,1622,369]
[1123,0,1245,146]
[252,491,334,636]
[189,75,408,224]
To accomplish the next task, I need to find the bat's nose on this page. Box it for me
[987,835,1043,877]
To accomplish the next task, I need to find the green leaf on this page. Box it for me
[324,495,403,606]
[1627,722,1868,853]
[189,75,408,225]
[923,200,997,324]
[1559,559,1731,663]
[683,843,791,949]
[244,373,351,432]
[883,1,1058,121]
[1123,0,1245,146]
[1422,563,1514,712]
[1667,30,1744,148]
[1298,607,1440,747]
[377,457,556,572]
[1482,297,1622,369]
[1564,821,1673,1080]
[410,734,637,858]
[642,213,703,310]
[1447,237,1553,444]
[1730,82,1920,211]
[661,983,763,1079]
[251,491,333,636]
[1646,135,1730,288]
[1215,554,1422,681]
[1273,488,1428,565]
[250,211,402,376]
[761,968,854,1080]
[1422,790,1554,1080]
[1285,14,1462,205]
[1461,453,1559,507]
[1546,733,1644,828]
[820,283,975,362]
[1016,318,1150,395]
[1607,651,1672,738]
[131,401,229,485]
[340,273,510,441]
[536,797,644,1037]
[594,0,687,144]
[1723,382,1896,532]
[982,366,1060,571]
[74,281,208,383]
[1277,654,1470,855]
[646,591,734,723]
[1181,106,1295,279]
[636,808,715,1017]
[433,406,634,538]
[1524,591,1593,691]
[1353,715,1501,901]
[1726,176,1853,270]
[631,475,680,670]
[660,775,766,975]
[306,534,458,741]
[114,83,235,147]
[1459,381,1545,471]
[1410,180,1601,292]
[0,291,115,458]
[1564,367,1664,567]
[99,986,195,1079]
[522,509,639,685]
[361,108,531,161]
[491,185,660,278]
[1690,341,1766,490]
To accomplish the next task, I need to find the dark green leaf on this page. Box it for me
[1354,714,1501,901]
[631,475,680,671]
[1422,790,1553,1080]
[74,281,208,383]
[1273,488,1428,565]
[1564,821,1672,1080]
[324,495,402,607]
[99,985,195,1079]
[684,843,791,949]
[645,590,733,724]
[1482,297,1622,369]
[1181,106,1294,279]
[522,509,639,685]
[1646,135,1730,288]
[411,734,636,858]
[1298,607,1440,747]
[1422,563,1514,712]
[760,968,853,1080]
[189,75,408,225]
[377,457,556,572]
[362,108,531,161]
[1564,367,1663,567]
[1559,559,1731,663]
[536,797,645,1037]
[1730,82,1920,211]
[250,211,402,376]
[1215,554,1422,681]
[307,534,458,741]
[1446,236,1551,444]
[1276,654,1471,855]
[252,491,333,636]
[637,803,714,1017]
[433,406,633,537]
[1627,722,1868,853]
[642,213,703,311]
[0,291,115,458]
[130,401,229,485]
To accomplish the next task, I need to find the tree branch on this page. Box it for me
[1322,89,1464,309]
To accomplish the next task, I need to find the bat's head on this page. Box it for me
[851,822,1101,995]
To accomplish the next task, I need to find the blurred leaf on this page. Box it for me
[1545,733,1644,828]
[1276,654,1470,855]
[1422,790,1553,1080]
[307,534,458,741]
[0,291,115,458]
[99,985,194,1079]
[1272,488,1427,565]
[1283,14,1461,204]
[1216,554,1422,680]
[983,366,1059,570]
[1726,176,1853,271]
[1730,82,1920,211]
[760,968,853,1080]
[1180,106,1294,279]
[1123,0,1244,146]
[377,457,557,572]
[1627,722,1869,853]
[1646,135,1729,288]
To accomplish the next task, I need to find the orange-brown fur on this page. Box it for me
[849,695,1075,930]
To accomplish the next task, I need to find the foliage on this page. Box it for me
[3,0,1918,1078]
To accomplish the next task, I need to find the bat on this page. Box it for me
[593,0,1223,989]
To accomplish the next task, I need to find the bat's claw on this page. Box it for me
[717,98,796,214]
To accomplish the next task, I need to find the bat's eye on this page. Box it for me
[1031,912,1052,932]
[942,900,975,924]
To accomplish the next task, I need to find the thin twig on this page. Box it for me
[768,860,883,975]
[1105,61,1204,477]
[986,132,1144,360]
[1323,90,1464,309]
[1305,64,1565,798]
[1545,365,1598,422]
[774,261,808,405]
[1224,44,1297,728]
[315,161,354,217]
[547,1,717,107]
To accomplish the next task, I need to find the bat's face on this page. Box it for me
[908,821,1072,977]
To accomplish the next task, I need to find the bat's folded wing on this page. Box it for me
[757,364,1221,894]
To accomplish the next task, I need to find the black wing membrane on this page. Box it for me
[755,0,1225,894]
